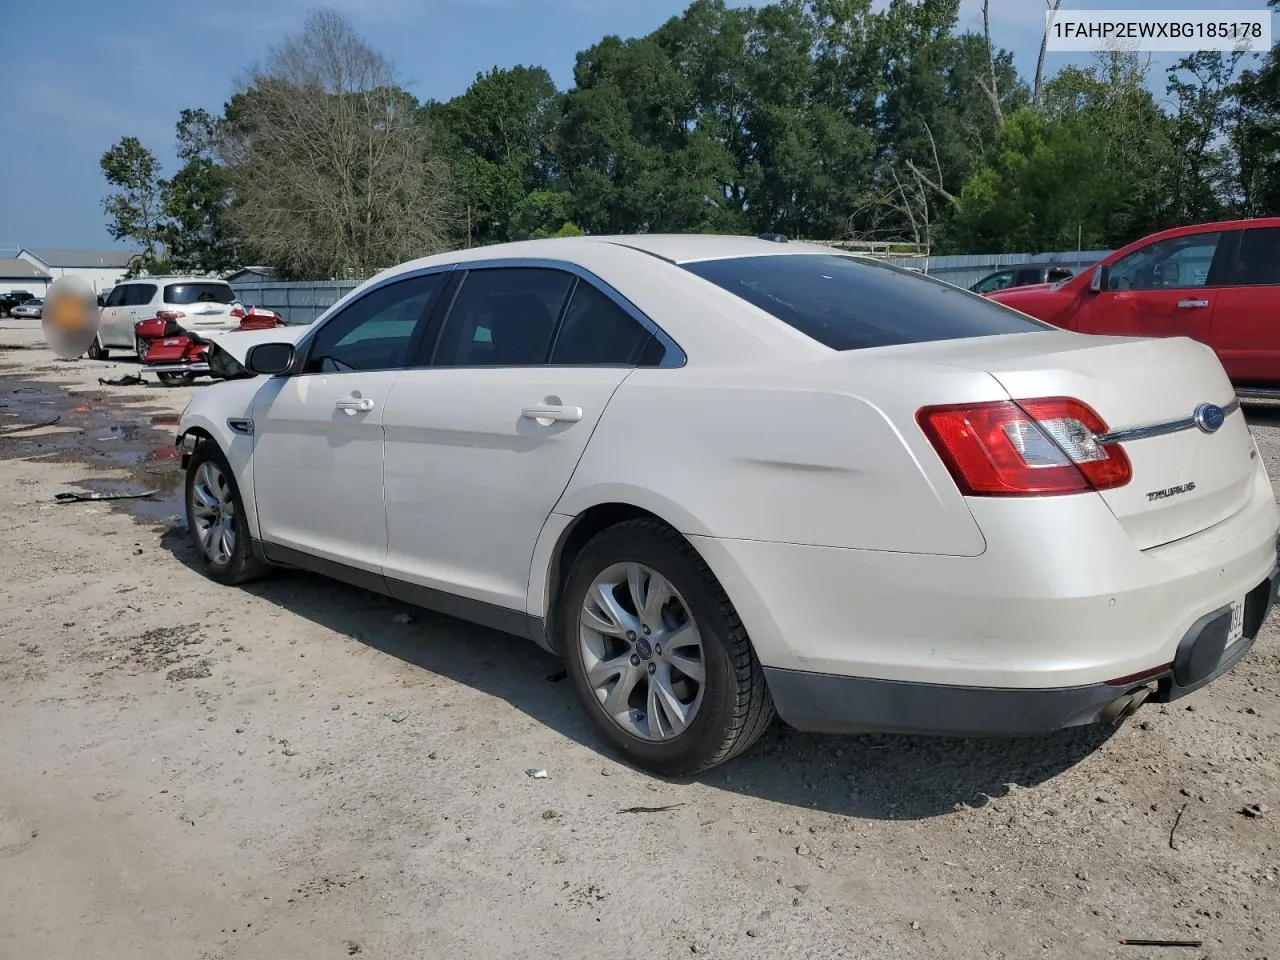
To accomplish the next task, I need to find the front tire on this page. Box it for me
[185,441,265,585]
[87,337,108,361]
[560,519,775,775]
[158,371,197,387]
[135,337,149,362]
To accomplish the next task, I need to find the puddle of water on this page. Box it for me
[2,373,187,528]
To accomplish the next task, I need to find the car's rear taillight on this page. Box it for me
[156,310,186,322]
[917,397,1131,497]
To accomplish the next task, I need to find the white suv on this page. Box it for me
[89,276,240,360]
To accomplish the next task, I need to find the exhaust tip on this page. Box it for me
[1101,685,1154,727]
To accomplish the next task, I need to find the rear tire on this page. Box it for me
[135,337,149,362]
[87,338,108,361]
[158,371,196,387]
[185,441,266,586]
[560,519,775,776]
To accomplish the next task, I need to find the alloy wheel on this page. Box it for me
[578,562,706,741]
[191,461,236,565]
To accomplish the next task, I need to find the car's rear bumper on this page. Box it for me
[690,460,1280,733]
[763,565,1277,735]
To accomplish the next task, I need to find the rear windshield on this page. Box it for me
[164,282,235,305]
[683,254,1051,351]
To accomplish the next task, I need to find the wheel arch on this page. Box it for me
[535,499,723,656]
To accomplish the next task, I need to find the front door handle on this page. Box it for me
[336,396,375,415]
[1178,299,1210,309]
[522,404,583,424]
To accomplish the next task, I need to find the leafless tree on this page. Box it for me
[220,10,455,279]
[1034,0,1066,107]
[978,0,1004,123]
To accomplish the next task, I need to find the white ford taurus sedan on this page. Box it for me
[175,234,1280,774]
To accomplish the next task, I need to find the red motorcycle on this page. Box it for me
[135,306,287,386]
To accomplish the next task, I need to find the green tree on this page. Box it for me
[162,108,243,275]
[1166,51,1245,223]
[99,137,171,276]
[1235,1,1280,216]
[425,65,566,244]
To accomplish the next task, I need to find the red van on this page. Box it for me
[986,218,1280,388]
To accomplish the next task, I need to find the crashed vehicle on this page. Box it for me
[174,234,1280,776]
[136,307,291,386]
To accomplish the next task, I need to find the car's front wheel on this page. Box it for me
[86,337,108,361]
[185,441,265,585]
[561,519,775,775]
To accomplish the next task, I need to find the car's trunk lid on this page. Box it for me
[905,331,1256,550]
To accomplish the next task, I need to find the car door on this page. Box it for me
[380,265,662,619]
[1071,229,1230,346]
[250,271,446,577]
[1210,226,1280,383]
[121,282,156,347]
[98,284,129,346]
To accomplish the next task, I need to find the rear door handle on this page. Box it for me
[1178,299,1210,309]
[522,404,583,423]
[336,396,375,415]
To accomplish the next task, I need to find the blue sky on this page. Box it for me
[0,0,1273,250]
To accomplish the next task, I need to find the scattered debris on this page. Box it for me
[617,803,685,814]
[54,488,158,503]
[1119,938,1202,948]
[600,768,613,777]
[282,748,300,757]
[0,415,61,435]
[387,711,410,723]
[541,809,560,820]
[525,769,548,779]
[746,929,761,938]
[545,669,568,683]
[910,921,921,931]
[1169,803,1189,850]
[97,373,145,386]
[795,843,811,857]
[391,613,413,625]
[1241,803,1270,818]
[793,884,810,894]
[166,662,212,682]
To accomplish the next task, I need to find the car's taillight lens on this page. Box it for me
[917,398,1132,496]
[156,310,186,321]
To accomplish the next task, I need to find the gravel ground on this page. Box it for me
[2,317,1279,960]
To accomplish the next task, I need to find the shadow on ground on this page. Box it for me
[160,527,1112,821]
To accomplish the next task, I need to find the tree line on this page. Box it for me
[101,0,1280,280]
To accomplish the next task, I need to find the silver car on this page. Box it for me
[10,298,44,318]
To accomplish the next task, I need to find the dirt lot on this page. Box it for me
[2,317,1279,960]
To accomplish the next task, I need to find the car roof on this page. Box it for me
[118,276,232,284]
[399,234,846,273]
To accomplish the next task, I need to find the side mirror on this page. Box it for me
[246,342,295,375]
[1089,265,1110,293]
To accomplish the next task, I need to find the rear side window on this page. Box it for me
[123,284,157,306]
[549,281,651,365]
[684,254,1050,351]
[1047,267,1074,282]
[1231,228,1280,286]
[165,282,235,305]
[433,268,574,367]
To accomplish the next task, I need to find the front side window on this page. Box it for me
[164,282,235,305]
[549,281,652,365]
[1231,228,1280,286]
[104,286,126,307]
[1107,233,1223,291]
[685,254,1050,351]
[433,268,574,367]
[303,273,443,374]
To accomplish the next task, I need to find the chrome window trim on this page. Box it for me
[1096,398,1241,445]
[451,257,687,369]
[289,264,460,376]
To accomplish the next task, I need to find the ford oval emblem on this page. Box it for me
[1193,402,1226,434]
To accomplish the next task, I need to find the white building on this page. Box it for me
[17,248,138,296]
[0,258,50,297]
